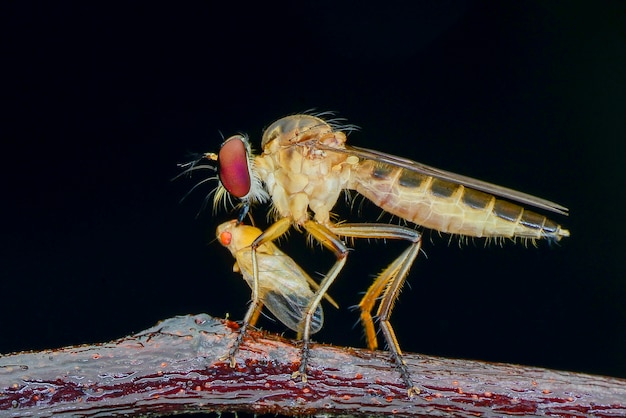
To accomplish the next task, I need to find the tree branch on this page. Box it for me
[1,314,624,417]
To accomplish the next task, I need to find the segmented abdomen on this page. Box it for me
[350,161,570,241]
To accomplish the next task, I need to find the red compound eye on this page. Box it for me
[219,231,232,246]
[218,136,251,198]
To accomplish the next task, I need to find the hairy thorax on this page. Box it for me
[255,115,355,225]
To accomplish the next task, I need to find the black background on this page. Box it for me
[3,2,626,415]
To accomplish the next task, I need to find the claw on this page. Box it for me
[217,352,230,363]
[218,347,239,367]
[291,369,308,383]
[407,386,421,397]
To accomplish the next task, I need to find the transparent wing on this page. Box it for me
[264,289,323,334]
[321,144,569,216]
[237,250,324,334]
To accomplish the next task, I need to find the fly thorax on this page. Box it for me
[256,136,353,225]
[258,114,357,225]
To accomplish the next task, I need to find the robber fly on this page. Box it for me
[216,219,338,354]
[184,113,569,396]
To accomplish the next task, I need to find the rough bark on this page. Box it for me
[1,314,624,417]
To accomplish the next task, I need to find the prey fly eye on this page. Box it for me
[219,231,232,246]
[218,135,252,199]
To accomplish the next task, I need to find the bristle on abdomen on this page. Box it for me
[351,161,569,241]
